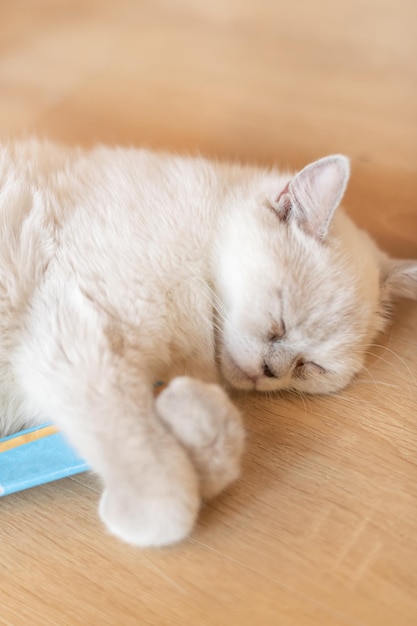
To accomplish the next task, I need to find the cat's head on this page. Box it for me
[215,155,417,394]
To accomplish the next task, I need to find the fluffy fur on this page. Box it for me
[0,140,416,546]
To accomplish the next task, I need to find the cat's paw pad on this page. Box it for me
[155,376,245,500]
[99,477,200,548]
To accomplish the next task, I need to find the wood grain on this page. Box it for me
[1,1,416,625]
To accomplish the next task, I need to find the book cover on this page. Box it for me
[0,424,90,496]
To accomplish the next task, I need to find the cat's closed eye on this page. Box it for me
[268,319,286,342]
[294,359,327,378]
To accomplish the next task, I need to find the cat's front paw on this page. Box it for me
[155,376,245,500]
[99,457,200,548]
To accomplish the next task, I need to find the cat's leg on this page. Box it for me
[155,376,245,500]
[97,404,200,548]
[14,294,200,547]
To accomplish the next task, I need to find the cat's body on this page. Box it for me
[1,140,416,546]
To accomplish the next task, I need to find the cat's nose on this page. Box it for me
[262,362,277,378]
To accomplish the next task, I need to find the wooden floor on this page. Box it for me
[1,1,417,624]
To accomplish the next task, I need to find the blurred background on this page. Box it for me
[1,0,416,256]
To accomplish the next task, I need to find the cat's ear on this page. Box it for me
[381,259,417,301]
[273,155,350,240]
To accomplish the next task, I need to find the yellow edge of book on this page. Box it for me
[0,425,59,453]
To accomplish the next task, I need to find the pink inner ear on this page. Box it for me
[275,182,292,221]
[276,182,290,202]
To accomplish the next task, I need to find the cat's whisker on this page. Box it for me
[358,358,392,384]
[263,389,276,408]
[353,354,414,401]
[334,386,386,407]
[354,379,401,390]
[366,344,417,388]
[362,328,395,369]
[359,363,410,397]
[390,336,417,348]
[335,388,415,418]
[286,389,309,420]
[362,353,404,377]
[364,348,403,368]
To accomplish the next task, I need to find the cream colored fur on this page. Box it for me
[0,141,416,546]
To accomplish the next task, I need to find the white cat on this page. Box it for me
[0,141,416,546]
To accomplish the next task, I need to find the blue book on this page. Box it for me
[0,424,90,496]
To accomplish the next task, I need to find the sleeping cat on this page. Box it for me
[0,140,416,547]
